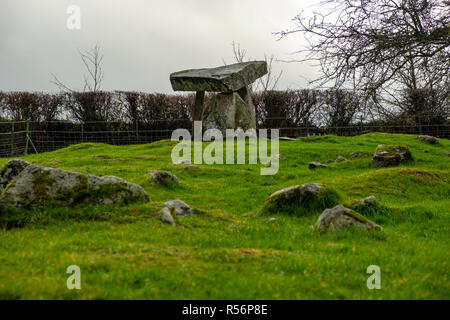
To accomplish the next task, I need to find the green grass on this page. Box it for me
[0,133,449,299]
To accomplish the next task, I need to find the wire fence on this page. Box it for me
[0,119,448,158]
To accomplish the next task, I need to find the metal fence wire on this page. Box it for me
[0,119,448,158]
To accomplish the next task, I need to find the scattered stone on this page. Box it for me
[0,159,31,191]
[309,162,329,169]
[416,135,438,145]
[352,195,381,209]
[263,184,324,209]
[371,145,413,167]
[361,195,381,207]
[173,160,191,165]
[326,159,334,163]
[147,170,178,186]
[159,207,176,226]
[274,154,286,161]
[0,161,149,211]
[260,183,339,214]
[335,156,347,162]
[422,150,429,153]
[279,137,296,141]
[184,166,200,173]
[444,152,450,157]
[163,199,194,217]
[349,151,361,159]
[267,217,277,222]
[315,205,383,233]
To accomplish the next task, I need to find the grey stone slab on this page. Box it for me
[170,61,267,92]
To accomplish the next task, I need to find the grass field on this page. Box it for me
[0,133,449,299]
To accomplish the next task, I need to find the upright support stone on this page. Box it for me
[237,86,256,128]
[193,91,205,122]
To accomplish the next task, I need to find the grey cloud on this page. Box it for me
[0,0,316,93]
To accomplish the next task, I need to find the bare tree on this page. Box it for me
[225,41,283,93]
[50,44,117,123]
[277,0,450,95]
[232,41,247,63]
[255,54,283,93]
[52,43,104,92]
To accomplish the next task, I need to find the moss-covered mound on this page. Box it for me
[0,160,149,211]
[260,183,341,216]
[371,144,413,167]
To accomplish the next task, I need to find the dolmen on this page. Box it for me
[170,61,268,133]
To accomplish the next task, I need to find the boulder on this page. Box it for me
[147,170,178,186]
[416,135,438,145]
[263,184,323,209]
[309,162,329,169]
[315,205,383,233]
[260,183,339,214]
[335,156,347,162]
[163,199,194,216]
[371,145,412,167]
[0,163,149,211]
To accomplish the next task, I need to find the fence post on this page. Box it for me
[11,122,15,156]
[81,123,84,142]
[418,116,422,135]
[136,120,139,143]
[24,119,30,155]
[360,116,363,135]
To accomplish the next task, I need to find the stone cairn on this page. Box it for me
[170,61,268,134]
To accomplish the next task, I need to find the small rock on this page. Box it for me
[445,152,450,157]
[185,165,200,172]
[353,195,381,208]
[159,207,176,226]
[163,199,194,216]
[422,150,429,153]
[173,160,191,165]
[349,151,360,159]
[274,154,286,161]
[309,162,329,169]
[371,145,413,167]
[416,135,438,145]
[326,159,335,163]
[267,217,277,222]
[279,137,296,141]
[335,156,346,162]
[315,205,383,233]
[147,170,178,186]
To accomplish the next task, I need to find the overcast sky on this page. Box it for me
[0,0,319,93]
